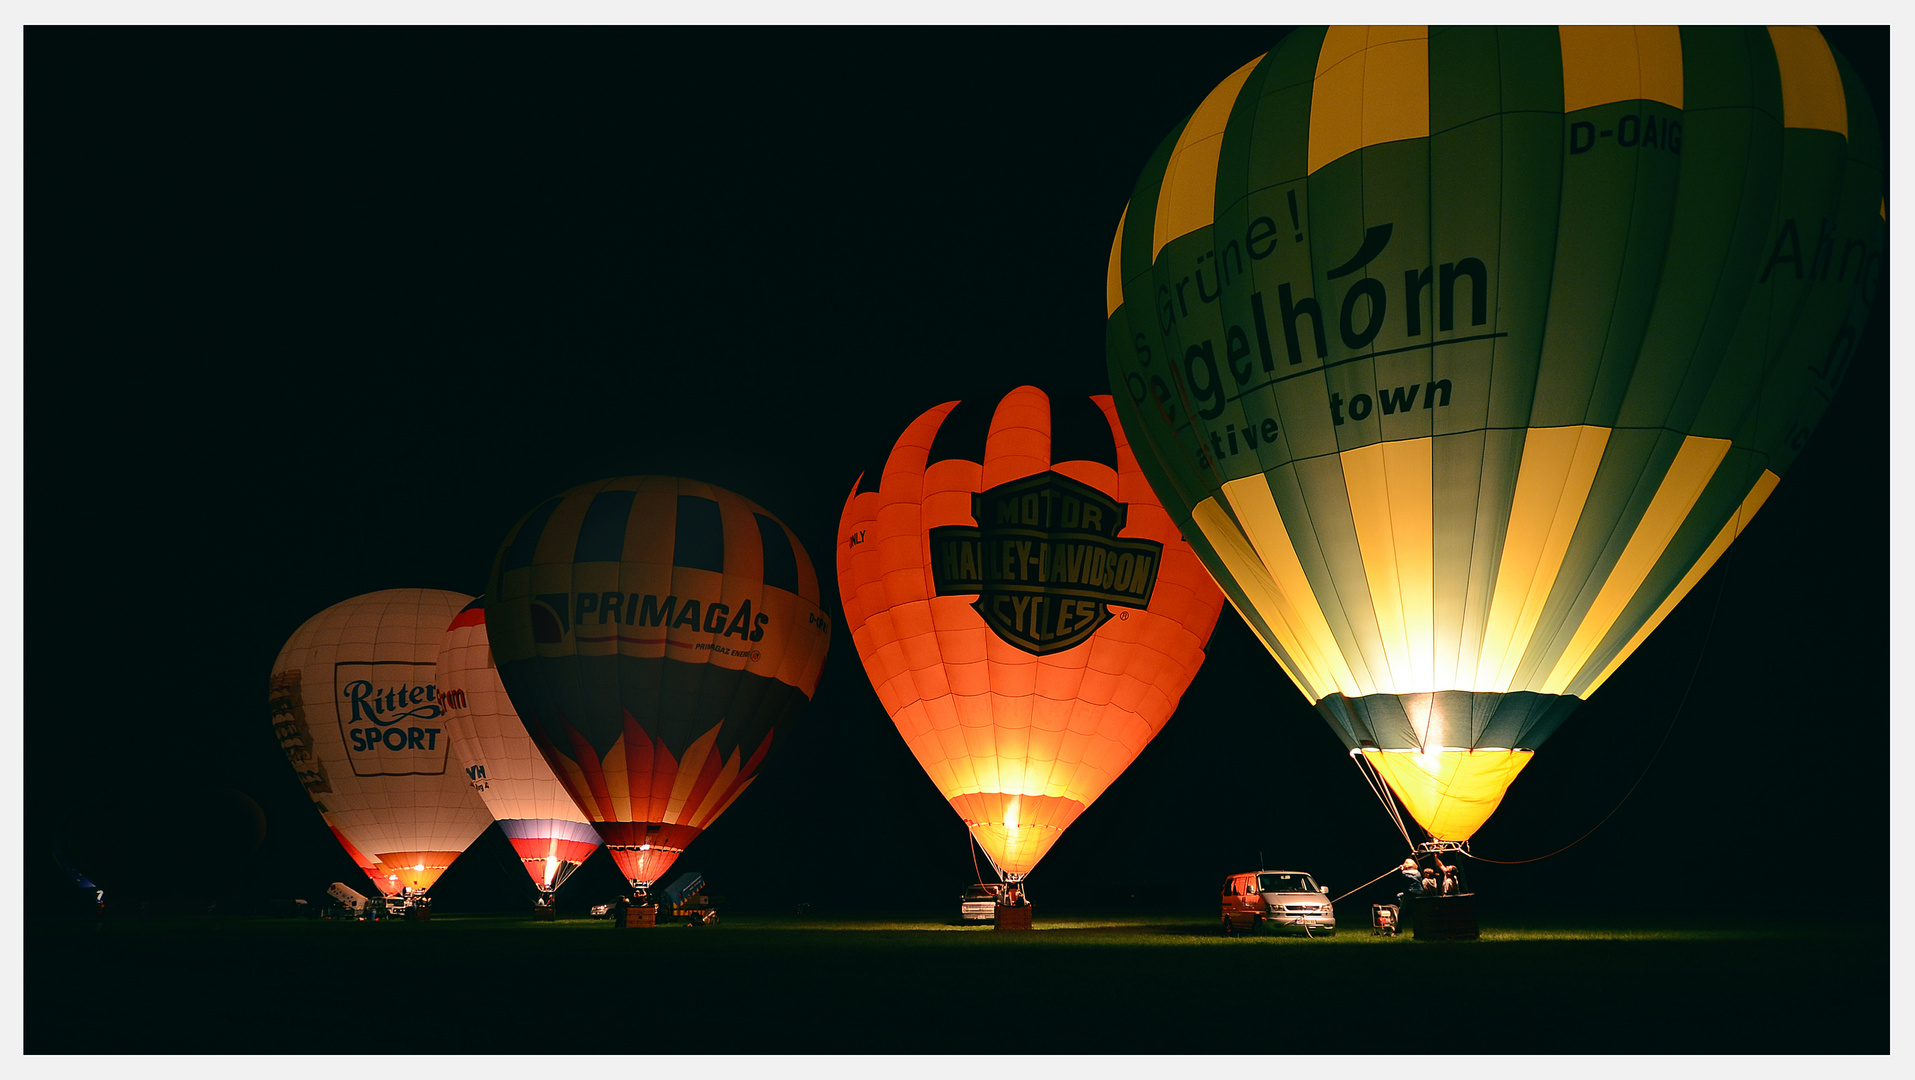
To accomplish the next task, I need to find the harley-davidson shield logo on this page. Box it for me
[928,472,1163,655]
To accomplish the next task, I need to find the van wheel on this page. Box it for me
[1221,916,1234,937]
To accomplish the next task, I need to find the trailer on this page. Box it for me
[657,872,718,926]
[325,882,370,919]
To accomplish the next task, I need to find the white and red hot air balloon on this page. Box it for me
[268,588,495,898]
[439,597,603,904]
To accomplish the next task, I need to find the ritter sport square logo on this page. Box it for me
[929,472,1163,656]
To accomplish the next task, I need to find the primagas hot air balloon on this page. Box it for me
[837,387,1224,905]
[1105,27,1885,851]
[439,598,602,906]
[269,589,496,896]
[485,477,831,902]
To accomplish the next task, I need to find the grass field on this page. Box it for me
[25,909,1886,1055]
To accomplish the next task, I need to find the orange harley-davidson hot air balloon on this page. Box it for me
[837,387,1224,899]
[484,477,831,899]
[268,588,496,896]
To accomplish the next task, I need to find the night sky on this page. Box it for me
[27,26,1890,920]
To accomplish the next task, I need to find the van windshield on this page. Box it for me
[1258,873,1316,893]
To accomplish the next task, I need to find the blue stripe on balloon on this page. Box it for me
[498,818,604,845]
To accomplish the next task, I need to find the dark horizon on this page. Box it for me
[26,26,1890,923]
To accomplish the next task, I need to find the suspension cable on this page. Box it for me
[1331,863,1411,905]
[1350,750,1417,851]
[1466,512,1739,867]
[968,827,984,886]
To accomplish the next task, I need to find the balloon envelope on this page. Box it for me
[1105,26,1884,841]
[837,387,1224,879]
[439,598,602,894]
[269,589,495,894]
[484,477,831,890]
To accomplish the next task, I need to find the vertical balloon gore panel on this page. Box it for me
[484,477,830,889]
[1106,27,1885,843]
[838,387,1225,881]
[270,589,497,895]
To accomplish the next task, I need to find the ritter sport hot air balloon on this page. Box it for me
[837,387,1223,899]
[484,477,831,900]
[1105,26,1885,851]
[439,597,602,904]
[269,589,496,895]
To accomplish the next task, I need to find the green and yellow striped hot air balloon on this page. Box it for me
[1105,26,1884,845]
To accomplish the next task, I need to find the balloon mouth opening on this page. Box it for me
[1358,747,1536,844]
[1351,745,1532,755]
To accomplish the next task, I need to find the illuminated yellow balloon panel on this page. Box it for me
[269,589,496,895]
[838,387,1223,879]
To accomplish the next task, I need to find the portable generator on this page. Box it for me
[1372,903,1401,936]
